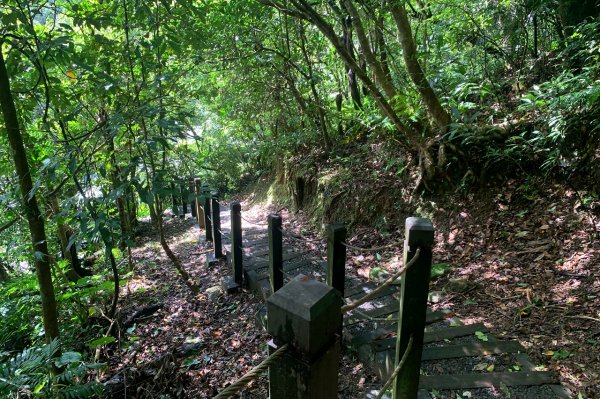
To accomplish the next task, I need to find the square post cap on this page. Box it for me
[405,217,434,248]
[267,275,342,359]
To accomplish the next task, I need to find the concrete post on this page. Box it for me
[393,217,434,399]
[267,275,342,399]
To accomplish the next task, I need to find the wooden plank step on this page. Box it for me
[242,238,269,247]
[244,259,317,282]
[345,282,398,300]
[245,270,272,301]
[419,371,558,390]
[248,247,297,258]
[345,309,450,327]
[345,282,379,297]
[344,303,398,325]
[514,353,572,398]
[242,232,267,241]
[372,323,488,351]
[421,340,524,361]
[244,251,306,271]
[282,258,315,272]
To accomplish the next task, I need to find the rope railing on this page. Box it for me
[342,239,402,252]
[373,335,414,399]
[341,248,421,314]
[213,343,289,399]
[216,226,230,238]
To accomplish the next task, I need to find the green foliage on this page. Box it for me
[0,339,104,398]
[0,275,42,351]
[505,19,600,174]
[430,263,452,279]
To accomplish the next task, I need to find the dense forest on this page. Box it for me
[1,0,599,398]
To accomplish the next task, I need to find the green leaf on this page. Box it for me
[431,263,451,279]
[55,351,82,367]
[475,331,488,342]
[33,379,47,394]
[87,336,116,349]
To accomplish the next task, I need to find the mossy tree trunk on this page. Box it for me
[0,42,59,341]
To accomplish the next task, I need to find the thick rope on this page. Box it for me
[341,248,421,314]
[342,240,402,252]
[373,335,414,399]
[215,226,230,239]
[213,343,289,399]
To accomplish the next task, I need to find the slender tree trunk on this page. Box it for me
[375,5,392,88]
[345,0,398,101]
[389,3,451,129]
[49,195,83,282]
[341,12,362,109]
[0,42,59,341]
[298,26,332,152]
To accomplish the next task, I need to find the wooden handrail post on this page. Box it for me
[393,217,434,399]
[326,224,347,297]
[267,276,342,398]
[211,192,223,258]
[194,178,205,228]
[202,184,212,242]
[230,202,243,285]
[268,214,283,293]
[170,182,178,217]
[189,178,197,218]
[180,182,188,217]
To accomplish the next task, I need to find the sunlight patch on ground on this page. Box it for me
[550,280,581,303]
[125,274,156,292]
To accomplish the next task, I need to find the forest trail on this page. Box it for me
[103,184,599,398]
[229,206,571,398]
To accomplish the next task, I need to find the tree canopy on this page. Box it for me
[1,0,599,396]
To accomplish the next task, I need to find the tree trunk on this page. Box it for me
[341,12,362,109]
[298,25,333,152]
[558,0,600,36]
[345,0,398,101]
[0,42,59,341]
[49,195,83,282]
[389,3,451,130]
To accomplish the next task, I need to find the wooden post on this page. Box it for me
[326,224,347,297]
[230,202,243,284]
[268,214,283,293]
[170,182,178,216]
[189,178,197,218]
[393,217,434,399]
[203,186,212,242]
[211,192,223,258]
[267,276,342,398]
[194,178,205,229]
[180,182,188,216]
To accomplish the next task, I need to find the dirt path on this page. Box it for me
[102,205,377,398]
